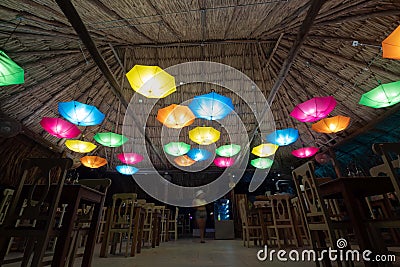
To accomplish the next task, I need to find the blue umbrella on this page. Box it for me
[188,92,234,120]
[116,165,139,175]
[58,101,105,126]
[266,128,299,146]
[187,148,212,161]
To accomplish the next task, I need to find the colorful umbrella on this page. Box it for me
[382,25,400,60]
[40,117,81,138]
[65,140,96,153]
[312,116,350,133]
[216,144,241,157]
[290,96,336,122]
[0,50,24,86]
[116,165,139,175]
[251,144,279,157]
[156,104,195,128]
[80,156,107,168]
[292,147,319,158]
[117,153,143,165]
[163,142,191,156]
[174,155,196,167]
[315,153,331,164]
[189,126,220,145]
[94,132,128,147]
[187,148,212,161]
[188,92,234,120]
[214,157,234,168]
[251,158,273,169]
[359,81,400,108]
[266,128,298,146]
[58,101,105,126]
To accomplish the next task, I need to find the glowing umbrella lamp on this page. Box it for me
[312,116,350,133]
[359,81,400,108]
[266,128,298,146]
[188,92,234,120]
[40,117,81,138]
[156,104,195,128]
[94,132,128,147]
[117,153,143,165]
[189,126,220,145]
[382,25,400,60]
[290,96,336,122]
[252,143,279,157]
[292,147,319,158]
[214,157,234,168]
[58,101,105,126]
[164,142,191,156]
[80,156,107,168]
[0,50,24,86]
[216,144,241,157]
[174,155,196,167]
[187,148,212,161]
[251,158,273,169]
[65,140,96,153]
[126,65,176,98]
[116,165,139,175]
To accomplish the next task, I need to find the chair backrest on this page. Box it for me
[238,199,249,227]
[77,178,112,193]
[111,193,137,226]
[269,195,292,224]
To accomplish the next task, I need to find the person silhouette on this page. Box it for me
[193,190,207,243]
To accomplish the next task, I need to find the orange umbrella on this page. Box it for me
[174,155,196,167]
[311,116,350,134]
[80,156,107,168]
[382,25,400,60]
[156,104,195,128]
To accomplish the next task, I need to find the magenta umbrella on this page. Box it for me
[40,117,81,138]
[290,96,336,122]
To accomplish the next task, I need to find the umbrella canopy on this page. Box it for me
[65,140,96,153]
[125,65,176,98]
[292,147,319,158]
[0,50,24,86]
[266,128,298,146]
[156,104,195,128]
[216,144,241,157]
[188,92,234,120]
[382,25,400,60]
[312,116,350,133]
[94,132,128,147]
[359,81,400,108]
[187,148,212,161]
[117,153,144,165]
[290,96,336,122]
[80,156,107,168]
[164,142,191,156]
[58,101,105,126]
[116,165,139,175]
[315,153,331,164]
[251,143,279,157]
[251,158,273,169]
[40,117,81,138]
[189,126,220,145]
[214,157,234,168]
[174,155,196,167]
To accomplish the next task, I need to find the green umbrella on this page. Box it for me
[0,50,24,86]
[94,132,128,147]
[216,144,241,157]
[359,81,400,108]
[163,142,190,156]
[251,158,273,169]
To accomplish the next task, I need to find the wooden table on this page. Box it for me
[52,184,105,267]
[318,177,394,267]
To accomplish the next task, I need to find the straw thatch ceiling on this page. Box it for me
[1,0,400,173]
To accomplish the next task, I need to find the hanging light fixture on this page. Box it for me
[214,157,234,168]
[266,128,299,146]
[125,65,176,98]
[0,50,24,86]
[312,116,350,133]
[58,101,105,126]
[216,144,241,157]
[80,156,107,168]
[163,142,191,156]
[156,104,195,128]
[188,92,234,120]
[40,117,81,139]
[65,140,96,153]
[94,132,128,147]
[189,126,220,145]
[174,155,196,167]
[251,143,279,157]
[292,147,319,158]
[251,158,273,169]
[290,96,336,122]
[187,148,212,161]
[359,81,400,108]
[382,25,400,60]
[117,153,143,165]
[116,165,139,175]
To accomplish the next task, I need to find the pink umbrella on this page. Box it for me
[290,96,336,122]
[117,153,144,165]
[40,117,81,138]
[214,157,235,168]
[292,147,319,158]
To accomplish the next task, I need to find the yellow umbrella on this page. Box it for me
[189,126,220,145]
[382,25,400,60]
[65,140,97,153]
[156,104,195,128]
[251,143,279,157]
[126,65,176,98]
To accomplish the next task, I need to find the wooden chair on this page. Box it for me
[291,196,309,246]
[0,157,73,266]
[292,161,352,267]
[142,203,155,247]
[238,199,262,247]
[96,207,108,243]
[0,189,14,225]
[167,207,179,241]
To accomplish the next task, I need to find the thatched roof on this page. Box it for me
[1,0,400,173]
